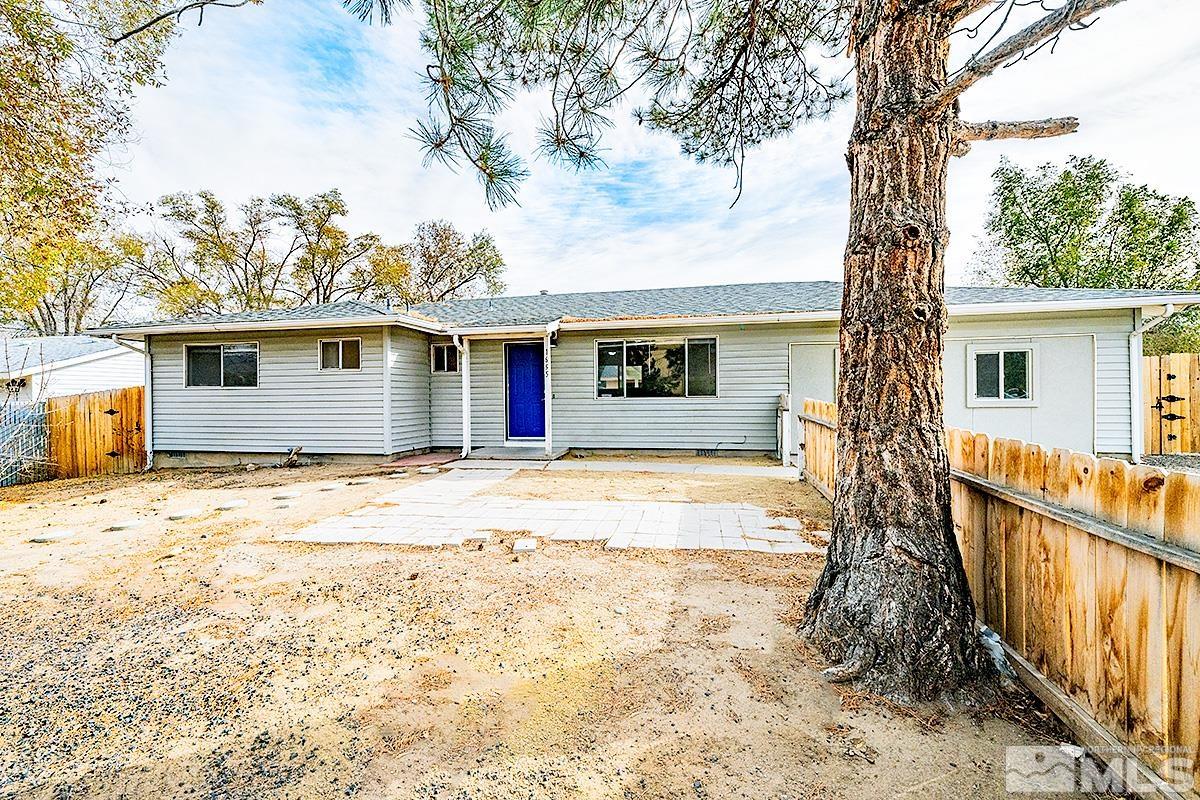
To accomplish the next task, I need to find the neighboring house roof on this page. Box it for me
[88,282,1200,337]
[0,336,127,379]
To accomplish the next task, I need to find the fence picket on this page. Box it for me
[800,399,1199,797]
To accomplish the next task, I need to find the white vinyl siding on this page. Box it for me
[554,326,783,450]
[429,337,463,446]
[389,327,432,454]
[150,327,387,454]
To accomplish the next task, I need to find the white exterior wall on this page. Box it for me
[388,326,432,453]
[142,308,1136,459]
[787,309,1135,456]
[150,327,389,454]
[16,349,143,403]
[430,335,464,447]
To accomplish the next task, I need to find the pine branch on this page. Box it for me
[927,0,1127,114]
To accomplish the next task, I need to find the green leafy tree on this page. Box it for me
[0,225,141,334]
[338,0,1136,701]
[138,191,300,316]
[975,156,1200,355]
[387,220,506,304]
[270,190,383,305]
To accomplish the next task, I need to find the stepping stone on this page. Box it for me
[317,483,343,491]
[462,530,490,541]
[272,491,302,500]
[106,520,142,531]
[275,504,292,509]
[387,472,410,479]
[30,530,73,543]
[810,529,832,542]
[167,508,202,521]
[347,477,378,485]
[216,499,248,511]
[512,538,537,553]
[417,467,440,475]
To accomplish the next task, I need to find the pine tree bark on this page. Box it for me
[801,1,994,701]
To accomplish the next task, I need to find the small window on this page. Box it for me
[185,343,258,388]
[595,337,717,398]
[431,343,459,373]
[972,348,1032,402]
[319,338,361,371]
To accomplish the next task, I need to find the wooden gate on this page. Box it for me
[1144,353,1200,455]
[45,386,146,479]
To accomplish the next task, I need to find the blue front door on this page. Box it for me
[506,342,545,439]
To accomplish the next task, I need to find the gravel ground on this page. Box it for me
[0,465,1066,799]
[1142,454,1200,474]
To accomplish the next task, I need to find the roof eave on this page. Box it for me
[87,313,446,339]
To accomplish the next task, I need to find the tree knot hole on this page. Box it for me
[913,304,932,322]
[1143,475,1165,492]
[902,223,922,241]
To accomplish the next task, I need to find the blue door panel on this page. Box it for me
[507,343,545,439]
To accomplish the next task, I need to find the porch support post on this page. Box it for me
[543,331,553,455]
[459,336,471,457]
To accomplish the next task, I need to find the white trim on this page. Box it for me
[382,328,393,455]
[544,332,553,455]
[503,339,547,443]
[182,341,260,389]
[316,337,363,372]
[459,337,471,456]
[0,347,131,381]
[144,336,153,466]
[966,341,1040,408]
[591,335,719,400]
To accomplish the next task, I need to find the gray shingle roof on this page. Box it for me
[412,282,1200,327]
[1,336,121,374]
[88,282,1200,333]
[95,299,390,330]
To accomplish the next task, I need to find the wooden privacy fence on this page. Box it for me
[44,386,146,480]
[1144,353,1200,455]
[801,400,1200,797]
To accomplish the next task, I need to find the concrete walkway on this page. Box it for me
[444,459,798,479]
[284,469,823,554]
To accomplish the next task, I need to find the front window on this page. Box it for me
[973,348,1031,400]
[596,338,717,398]
[319,338,361,371]
[186,343,258,388]
[431,343,459,373]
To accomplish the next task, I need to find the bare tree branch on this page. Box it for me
[108,0,254,44]
[959,116,1079,141]
[926,0,1126,114]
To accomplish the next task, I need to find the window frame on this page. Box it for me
[592,336,719,400]
[183,341,260,389]
[966,341,1038,408]
[430,342,461,374]
[317,337,362,372]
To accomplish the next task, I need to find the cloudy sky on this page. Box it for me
[112,0,1200,296]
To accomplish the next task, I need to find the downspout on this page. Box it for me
[454,335,471,458]
[1130,303,1177,463]
[108,334,145,354]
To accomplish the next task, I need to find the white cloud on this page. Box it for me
[112,0,1200,295]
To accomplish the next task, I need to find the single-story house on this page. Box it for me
[2,336,144,405]
[90,282,1200,467]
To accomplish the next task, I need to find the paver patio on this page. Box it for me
[284,468,825,554]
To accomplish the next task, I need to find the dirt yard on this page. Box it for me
[0,464,1066,799]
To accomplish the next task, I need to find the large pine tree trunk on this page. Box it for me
[801,1,994,701]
